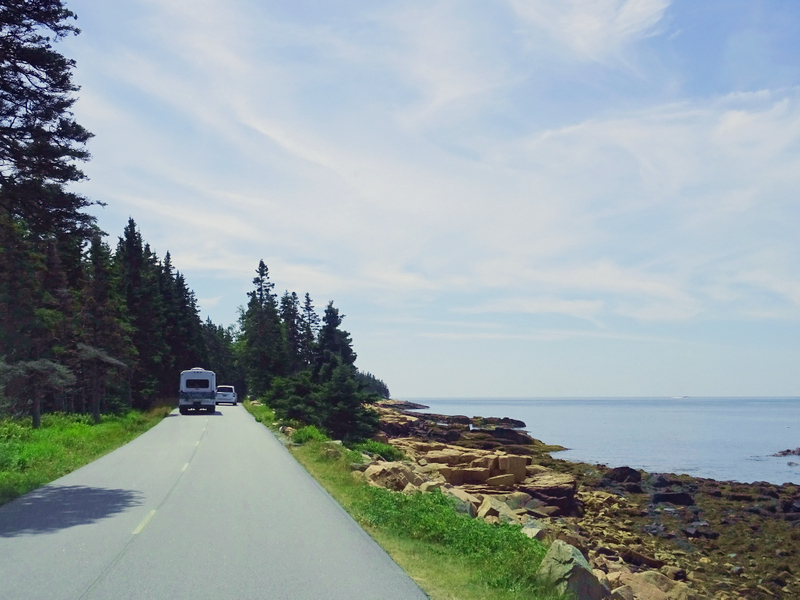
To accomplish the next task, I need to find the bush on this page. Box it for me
[292,425,329,444]
[351,440,404,462]
[265,361,380,443]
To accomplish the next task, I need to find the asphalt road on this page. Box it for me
[0,405,429,600]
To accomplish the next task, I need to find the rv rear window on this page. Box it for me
[186,379,210,389]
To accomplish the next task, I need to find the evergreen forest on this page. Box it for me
[0,0,388,441]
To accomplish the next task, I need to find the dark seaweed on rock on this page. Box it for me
[773,447,800,457]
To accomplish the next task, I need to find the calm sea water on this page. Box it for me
[401,397,800,485]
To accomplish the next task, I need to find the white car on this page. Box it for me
[216,385,238,405]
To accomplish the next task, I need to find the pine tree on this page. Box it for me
[238,260,282,397]
[157,254,208,387]
[0,0,96,237]
[316,359,379,442]
[299,292,319,368]
[265,299,379,440]
[280,291,302,375]
[114,219,168,408]
[315,301,356,373]
[78,234,132,418]
[0,214,44,362]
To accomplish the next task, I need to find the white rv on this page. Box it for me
[178,368,216,414]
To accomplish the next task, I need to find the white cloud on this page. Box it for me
[68,1,800,331]
[506,0,672,63]
[455,297,604,322]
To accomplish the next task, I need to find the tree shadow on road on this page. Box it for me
[0,485,143,537]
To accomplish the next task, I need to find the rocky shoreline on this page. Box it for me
[360,400,800,600]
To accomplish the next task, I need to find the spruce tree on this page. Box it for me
[238,260,282,397]
[315,301,356,372]
[78,234,132,417]
[299,292,319,368]
[0,215,44,362]
[0,0,96,237]
[114,219,169,408]
[279,291,302,375]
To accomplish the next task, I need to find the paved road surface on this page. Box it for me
[0,405,429,599]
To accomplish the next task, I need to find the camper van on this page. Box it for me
[178,368,216,414]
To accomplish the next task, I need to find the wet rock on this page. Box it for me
[659,566,687,581]
[773,447,800,457]
[620,549,665,569]
[605,466,643,484]
[782,512,800,522]
[652,492,694,506]
[648,474,678,489]
[725,492,753,502]
[537,540,610,600]
[376,399,429,410]
[472,416,527,428]
[473,427,536,445]
[780,499,800,513]
[443,429,462,442]
[682,520,720,539]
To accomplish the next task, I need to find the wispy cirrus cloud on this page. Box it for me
[506,0,672,63]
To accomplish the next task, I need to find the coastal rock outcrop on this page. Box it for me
[368,400,800,599]
[772,447,800,457]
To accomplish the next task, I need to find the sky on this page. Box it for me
[58,0,800,398]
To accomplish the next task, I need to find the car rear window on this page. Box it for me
[218,386,234,393]
[186,379,210,389]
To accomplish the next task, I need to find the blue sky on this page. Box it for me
[60,0,800,397]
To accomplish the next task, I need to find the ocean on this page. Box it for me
[401,397,800,485]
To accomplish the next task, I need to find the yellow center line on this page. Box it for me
[132,510,156,535]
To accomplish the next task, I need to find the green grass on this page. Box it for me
[244,399,276,427]
[349,439,405,461]
[242,400,565,600]
[0,406,172,506]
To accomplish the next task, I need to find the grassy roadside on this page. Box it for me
[244,399,565,600]
[0,404,173,506]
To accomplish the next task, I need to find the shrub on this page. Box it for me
[351,440,404,462]
[292,425,329,444]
